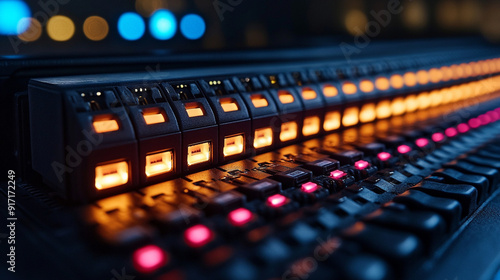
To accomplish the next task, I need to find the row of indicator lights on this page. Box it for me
[0,1,205,41]
[131,106,500,273]
[92,70,500,190]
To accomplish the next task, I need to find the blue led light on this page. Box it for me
[0,0,31,35]
[118,12,145,41]
[149,9,176,40]
[180,14,206,40]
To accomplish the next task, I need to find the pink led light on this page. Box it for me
[431,132,445,142]
[457,123,469,133]
[228,208,253,227]
[354,160,370,170]
[397,145,412,154]
[468,118,481,128]
[377,152,392,161]
[415,138,429,148]
[267,194,287,208]
[330,170,347,179]
[133,245,168,274]
[478,114,492,125]
[184,225,213,248]
[301,182,319,193]
[445,127,458,137]
[487,111,500,122]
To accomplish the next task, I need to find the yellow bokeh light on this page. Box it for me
[18,18,42,42]
[83,16,109,41]
[345,10,368,36]
[47,15,75,42]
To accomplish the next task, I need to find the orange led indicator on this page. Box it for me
[143,112,166,125]
[342,82,357,95]
[187,142,211,166]
[301,87,317,100]
[359,80,374,93]
[250,94,269,108]
[280,122,298,142]
[324,111,341,131]
[278,90,295,104]
[93,119,119,133]
[145,151,173,177]
[254,128,273,148]
[302,116,320,136]
[219,98,239,112]
[95,161,129,190]
[223,135,244,157]
[185,102,205,117]
[322,84,338,97]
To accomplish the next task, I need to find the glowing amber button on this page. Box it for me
[375,77,390,91]
[95,161,129,190]
[429,68,442,83]
[143,112,165,125]
[342,82,357,95]
[322,84,338,97]
[145,151,173,177]
[324,111,341,131]
[250,94,268,108]
[187,142,211,166]
[219,98,239,112]
[278,90,295,104]
[223,135,244,157]
[302,116,320,136]
[342,107,359,127]
[390,74,404,89]
[301,87,317,100]
[185,102,205,117]
[93,119,119,133]
[47,15,75,41]
[403,72,417,87]
[359,80,374,93]
[280,122,298,142]
[416,70,429,85]
[254,128,273,148]
[359,103,376,123]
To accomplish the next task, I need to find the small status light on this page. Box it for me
[468,118,481,128]
[47,15,75,42]
[149,9,177,40]
[254,127,273,148]
[457,123,469,133]
[250,94,268,108]
[390,74,404,89]
[228,208,253,227]
[118,12,145,41]
[324,111,341,131]
[330,170,347,180]
[415,138,429,148]
[267,194,287,208]
[301,182,319,193]
[354,160,370,170]
[322,85,338,97]
[133,245,168,274]
[342,82,357,95]
[143,111,166,125]
[478,114,492,125]
[342,107,359,127]
[184,225,213,248]
[145,150,173,177]
[95,161,129,190]
[431,132,445,142]
[397,145,412,154]
[302,116,320,136]
[375,77,390,91]
[359,80,374,93]
[219,98,239,112]
[377,152,392,161]
[302,87,317,100]
[278,90,295,104]
[359,103,376,123]
[187,142,211,166]
[223,135,244,157]
[280,121,298,142]
[403,72,417,87]
[83,16,109,41]
[185,102,205,117]
[416,70,429,85]
[180,13,205,40]
[445,127,458,138]
[93,119,119,133]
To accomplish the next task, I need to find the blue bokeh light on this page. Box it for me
[0,0,31,35]
[180,14,206,40]
[149,9,177,40]
[118,12,145,41]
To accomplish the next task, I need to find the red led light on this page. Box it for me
[354,160,370,170]
[468,118,481,128]
[377,152,392,161]
[431,132,445,142]
[415,138,429,148]
[267,194,287,208]
[301,182,319,193]
[184,225,213,248]
[133,245,168,274]
[330,170,347,179]
[478,114,492,125]
[228,208,253,227]
[397,145,411,154]
[457,123,469,133]
[445,127,458,138]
